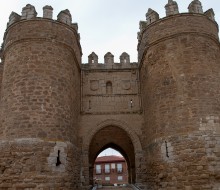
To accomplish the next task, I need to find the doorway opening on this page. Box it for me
[94,148,129,187]
[88,125,136,186]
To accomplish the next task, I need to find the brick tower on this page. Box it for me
[0,1,220,190]
[138,0,220,189]
[0,4,82,189]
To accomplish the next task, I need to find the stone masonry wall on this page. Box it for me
[0,9,82,189]
[80,61,145,186]
[81,66,141,114]
[138,14,219,63]
[0,63,4,137]
[139,13,220,189]
[2,18,81,143]
[1,2,220,190]
[0,139,80,189]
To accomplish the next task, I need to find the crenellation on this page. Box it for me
[6,5,78,30]
[83,52,137,69]
[104,52,114,64]
[43,5,53,19]
[21,4,37,19]
[137,21,146,42]
[188,0,203,14]
[205,9,215,21]
[88,52,98,64]
[120,52,130,64]
[57,9,72,25]
[72,23,79,31]
[145,8,159,25]
[72,23,80,40]
[137,0,219,63]
[8,12,21,26]
[165,0,179,16]
[139,21,147,32]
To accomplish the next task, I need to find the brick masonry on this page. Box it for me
[0,1,219,189]
[138,4,220,189]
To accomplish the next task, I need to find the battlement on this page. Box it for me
[7,4,79,32]
[82,52,138,70]
[2,4,82,66]
[137,0,218,63]
[138,0,216,40]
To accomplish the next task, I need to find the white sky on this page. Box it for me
[0,0,219,63]
[98,148,122,157]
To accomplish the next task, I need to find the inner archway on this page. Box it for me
[89,125,136,186]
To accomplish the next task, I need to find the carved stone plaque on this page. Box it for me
[90,80,99,91]
[122,80,131,90]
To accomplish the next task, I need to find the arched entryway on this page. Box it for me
[89,126,135,185]
[81,119,143,187]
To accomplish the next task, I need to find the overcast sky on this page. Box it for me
[0,0,219,63]
[98,148,122,157]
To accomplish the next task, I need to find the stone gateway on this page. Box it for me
[0,0,220,189]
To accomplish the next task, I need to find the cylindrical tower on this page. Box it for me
[139,1,220,189]
[0,5,82,189]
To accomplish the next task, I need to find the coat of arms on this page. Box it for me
[122,80,131,90]
[90,80,99,91]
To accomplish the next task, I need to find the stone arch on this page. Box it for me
[81,119,143,186]
[82,119,142,154]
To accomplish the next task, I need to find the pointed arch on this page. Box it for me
[82,119,142,153]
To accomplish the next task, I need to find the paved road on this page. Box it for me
[101,187,133,190]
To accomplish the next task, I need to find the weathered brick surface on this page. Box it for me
[0,63,4,138]
[0,139,80,189]
[139,13,220,189]
[0,3,220,190]
[1,11,81,190]
[81,65,141,114]
[138,14,219,62]
[2,19,81,143]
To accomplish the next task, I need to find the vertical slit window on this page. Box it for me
[106,81,112,94]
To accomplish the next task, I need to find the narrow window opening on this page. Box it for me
[92,59,94,63]
[56,150,61,166]
[124,58,127,63]
[89,100,91,109]
[130,99,133,108]
[106,81,112,94]
[165,141,169,158]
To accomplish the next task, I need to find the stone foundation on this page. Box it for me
[0,138,81,189]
